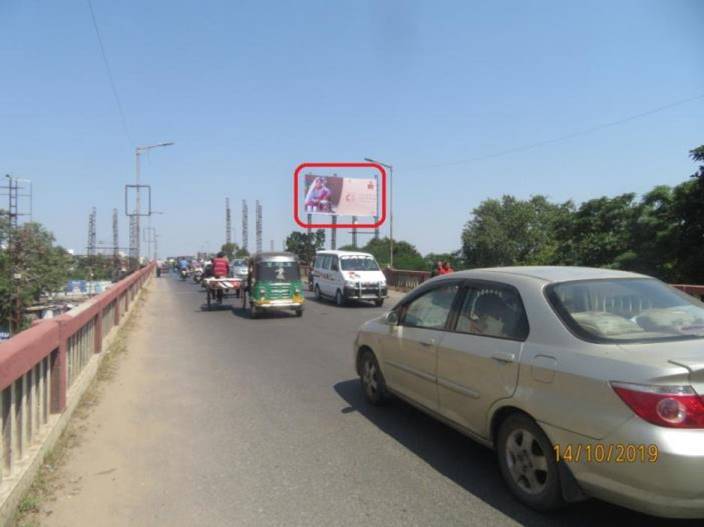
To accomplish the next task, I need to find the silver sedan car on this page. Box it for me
[353,267,704,518]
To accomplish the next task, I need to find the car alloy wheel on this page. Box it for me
[360,351,387,405]
[505,428,548,495]
[497,414,564,511]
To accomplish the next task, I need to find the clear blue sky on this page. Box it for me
[1,0,702,257]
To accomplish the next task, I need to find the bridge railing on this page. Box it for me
[672,284,704,301]
[0,263,154,495]
[383,268,432,291]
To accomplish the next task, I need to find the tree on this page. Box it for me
[285,230,325,264]
[462,195,574,268]
[235,247,250,258]
[670,145,704,282]
[221,242,240,259]
[362,237,425,269]
[0,220,71,333]
[555,193,638,268]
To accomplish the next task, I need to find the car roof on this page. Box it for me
[449,266,648,284]
[253,251,297,261]
[316,250,374,258]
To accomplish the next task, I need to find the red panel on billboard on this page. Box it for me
[293,162,386,229]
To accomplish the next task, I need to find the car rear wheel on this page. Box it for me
[359,350,388,406]
[496,413,564,511]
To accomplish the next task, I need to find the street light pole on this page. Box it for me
[364,158,394,268]
[133,142,174,263]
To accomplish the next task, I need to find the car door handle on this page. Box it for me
[492,352,516,363]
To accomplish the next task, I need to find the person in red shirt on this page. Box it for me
[438,261,454,275]
[211,252,230,303]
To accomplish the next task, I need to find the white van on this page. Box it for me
[311,250,388,306]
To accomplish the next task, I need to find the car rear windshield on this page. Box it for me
[231,259,247,267]
[257,261,300,281]
[340,257,379,271]
[547,278,704,342]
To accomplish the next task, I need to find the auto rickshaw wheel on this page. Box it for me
[206,290,211,310]
[295,309,303,317]
[249,302,258,319]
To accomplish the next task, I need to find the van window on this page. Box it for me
[321,255,331,270]
[340,257,379,271]
[330,256,339,271]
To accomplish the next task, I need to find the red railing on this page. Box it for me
[383,268,432,291]
[0,263,154,480]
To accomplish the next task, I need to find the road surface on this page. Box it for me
[40,273,692,526]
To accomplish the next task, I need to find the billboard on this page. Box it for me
[303,175,378,217]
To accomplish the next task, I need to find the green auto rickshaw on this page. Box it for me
[243,252,305,318]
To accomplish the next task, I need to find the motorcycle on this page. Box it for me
[179,268,189,281]
[193,268,203,284]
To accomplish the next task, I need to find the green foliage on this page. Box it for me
[458,145,704,284]
[235,247,250,258]
[462,195,574,267]
[285,229,325,264]
[70,255,116,281]
[221,242,240,259]
[0,221,71,332]
[361,237,425,270]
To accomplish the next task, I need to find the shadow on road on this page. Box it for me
[333,379,692,527]
[229,306,300,320]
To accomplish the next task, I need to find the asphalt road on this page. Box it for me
[42,272,696,526]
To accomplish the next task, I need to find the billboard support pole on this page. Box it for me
[352,216,357,248]
[330,216,337,250]
[307,213,312,235]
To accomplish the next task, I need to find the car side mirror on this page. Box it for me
[385,311,399,325]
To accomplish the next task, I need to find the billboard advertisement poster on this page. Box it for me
[293,162,387,229]
[303,175,378,217]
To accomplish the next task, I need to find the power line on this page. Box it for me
[87,0,132,145]
[408,93,704,171]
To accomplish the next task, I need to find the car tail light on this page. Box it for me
[611,382,704,428]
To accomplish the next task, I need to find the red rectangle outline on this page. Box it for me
[294,162,386,229]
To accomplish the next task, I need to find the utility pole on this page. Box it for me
[112,208,120,276]
[87,207,97,256]
[1,175,31,335]
[270,240,274,252]
[352,216,357,248]
[364,158,393,267]
[225,197,232,245]
[242,200,248,252]
[129,142,174,266]
[255,200,263,253]
[331,216,337,250]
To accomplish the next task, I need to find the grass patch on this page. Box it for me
[12,287,150,527]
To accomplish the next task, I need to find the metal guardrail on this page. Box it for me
[0,263,154,484]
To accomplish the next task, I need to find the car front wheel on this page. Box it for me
[496,413,564,512]
[359,350,388,406]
